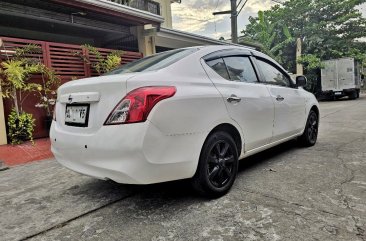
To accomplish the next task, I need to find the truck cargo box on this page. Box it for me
[320,58,361,100]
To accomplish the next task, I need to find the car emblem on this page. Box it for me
[68,95,73,103]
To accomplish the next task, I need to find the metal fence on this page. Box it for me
[0,37,143,81]
[107,0,160,15]
[0,36,143,138]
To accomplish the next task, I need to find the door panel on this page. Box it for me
[202,57,274,151]
[321,60,338,90]
[266,86,306,141]
[337,58,355,89]
[254,58,306,141]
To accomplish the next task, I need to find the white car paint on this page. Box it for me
[201,59,274,151]
[50,45,319,184]
[267,85,306,141]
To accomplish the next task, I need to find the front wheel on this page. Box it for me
[298,110,318,147]
[192,131,239,198]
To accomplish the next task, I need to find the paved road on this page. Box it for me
[1,96,366,241]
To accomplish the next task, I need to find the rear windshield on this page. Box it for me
[106,48,198,75]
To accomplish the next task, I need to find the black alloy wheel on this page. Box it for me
[192,131,238,197]
[207,140,235,188]
[299,110,318,146]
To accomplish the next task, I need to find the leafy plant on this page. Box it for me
[74,44,123,75]
[34,65,60,116]
[7,109,35,145]
[0,44,43,115]
[242,0,366,94]
[297,54,324,93]
[0,44,60,143]
[297,54,324,71]
[241,10,294,64]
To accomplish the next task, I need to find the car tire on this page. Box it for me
[298,110,318,147]
[192,131,239,198]
[349,91,357,100]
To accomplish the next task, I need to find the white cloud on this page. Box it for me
[172,1,366,40]
[210,30,232,39]
[171,0,275,39]
[171,0,228,32]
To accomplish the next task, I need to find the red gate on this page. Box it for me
[0,36,143,138]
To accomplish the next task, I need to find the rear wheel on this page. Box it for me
[192,131,238,198]
[298,110,318,147]
[349,90,357,100]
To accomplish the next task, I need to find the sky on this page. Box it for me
[171,1,366,40]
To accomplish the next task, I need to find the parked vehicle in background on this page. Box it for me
[320,58,363,100]
[51,46,319,197]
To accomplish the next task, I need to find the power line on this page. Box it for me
[236,0,243,8]
[212,0,239,43]
[237,0,249,16]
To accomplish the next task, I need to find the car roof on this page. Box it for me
[196,45,280,64]
[193,45,291,78]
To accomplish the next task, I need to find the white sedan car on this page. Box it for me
[51,45,319,197]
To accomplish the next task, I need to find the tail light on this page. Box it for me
[104,86,176,125]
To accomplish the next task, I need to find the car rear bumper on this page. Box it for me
[50,120,203,184]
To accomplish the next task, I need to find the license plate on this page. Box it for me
[65,104,90,127]
[334,92,342,95]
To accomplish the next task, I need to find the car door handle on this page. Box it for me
[227,95,241,103]
[276,95,284,101]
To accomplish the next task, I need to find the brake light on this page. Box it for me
[104,86,176,125]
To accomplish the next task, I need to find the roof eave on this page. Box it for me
[158,27,238,46]
[51,0,164,25]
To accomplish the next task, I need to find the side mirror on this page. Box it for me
[296,75,307,87]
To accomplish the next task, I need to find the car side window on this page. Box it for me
[223,56,258,83]
[256,58,291,87]
[206,58,230,80]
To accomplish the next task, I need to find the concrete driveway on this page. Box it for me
[1,96,365,241]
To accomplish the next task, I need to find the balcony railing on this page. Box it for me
[107,0,160,15]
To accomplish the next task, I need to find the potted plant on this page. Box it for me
[34,65,60,130]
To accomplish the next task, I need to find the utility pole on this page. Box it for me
[230,0,238,43]
[213,0,238,44]
[296,38,303,75]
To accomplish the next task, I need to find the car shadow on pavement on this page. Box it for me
[238,139,299,173]
[86,140,301,203]
[47,140,303,236]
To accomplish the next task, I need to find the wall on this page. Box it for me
[155,0,173,28]
[0,96,6,145]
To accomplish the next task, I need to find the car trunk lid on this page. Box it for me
[55,73,136,134]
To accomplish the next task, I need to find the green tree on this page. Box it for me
[242,0,366,93]
[241,10,294,64]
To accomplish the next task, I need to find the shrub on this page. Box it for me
[74,44,123,75]
[8,109,35,145]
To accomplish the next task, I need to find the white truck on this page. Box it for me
[320,58,363,100]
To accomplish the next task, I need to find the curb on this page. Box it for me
[0,160,9,171]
